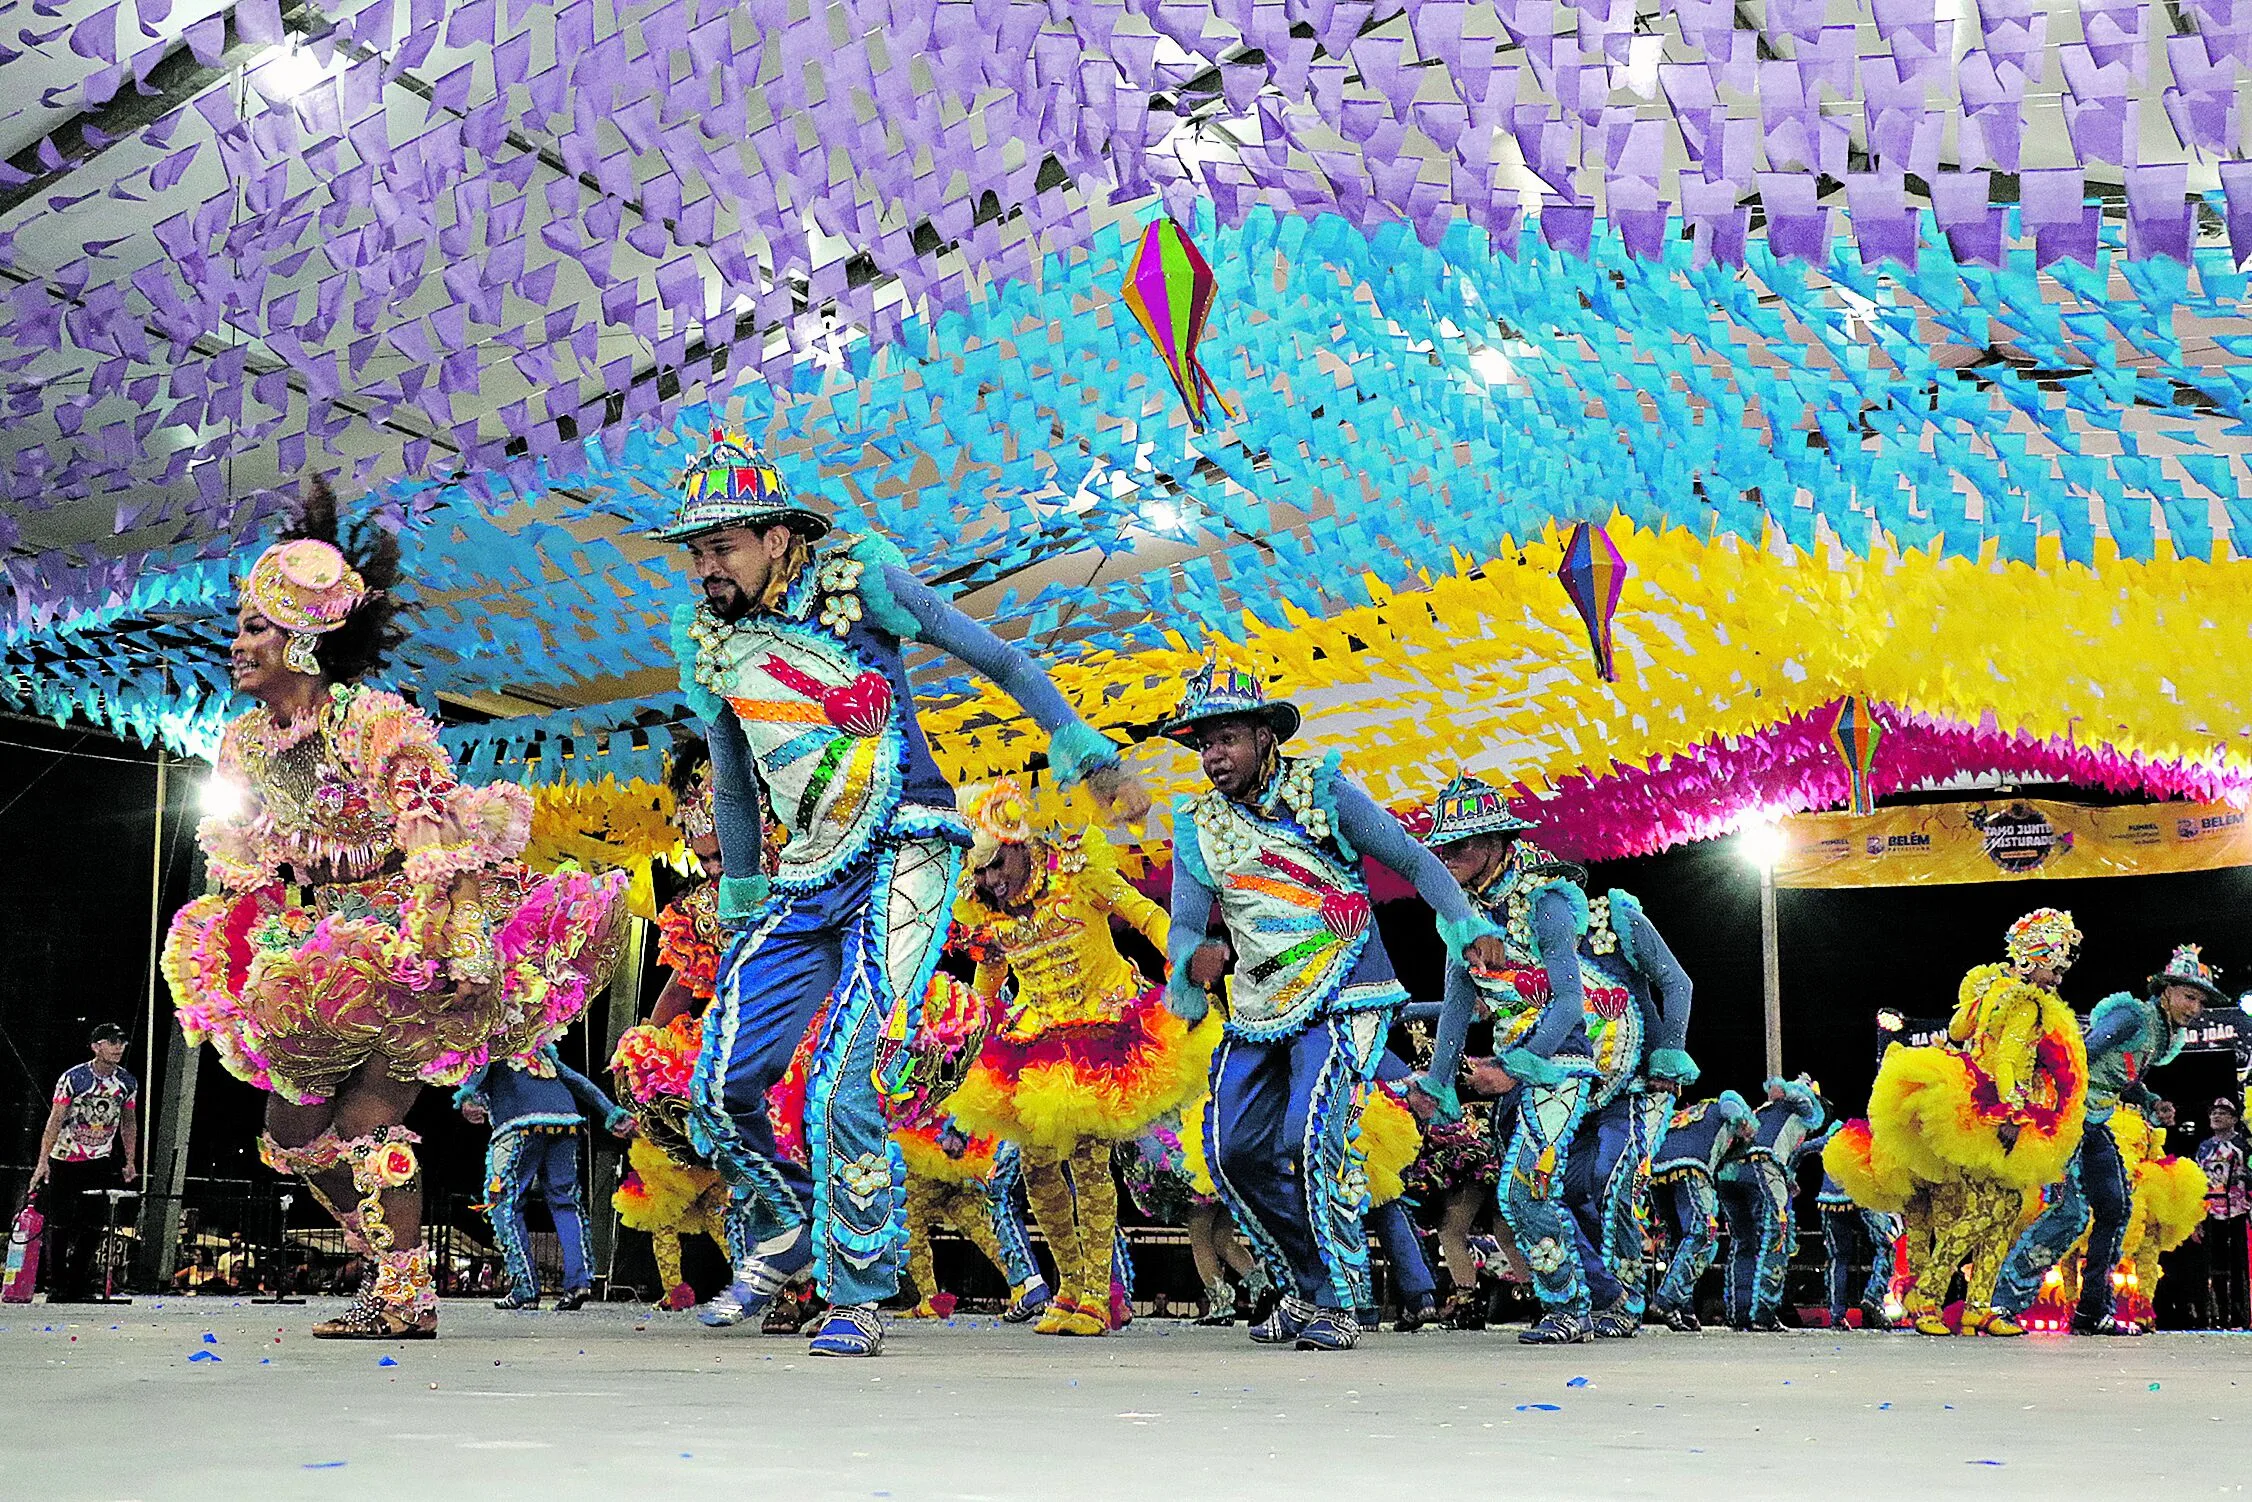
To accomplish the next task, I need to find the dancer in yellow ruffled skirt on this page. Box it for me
[948,783,1202,1335]
[1825,909,2089,1336]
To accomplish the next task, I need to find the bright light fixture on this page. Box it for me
[1739,820,1785,873]
[1469,346,1516,386]
[252,41,339,101]
[200,775,246,820]
[1141,499,1184,533]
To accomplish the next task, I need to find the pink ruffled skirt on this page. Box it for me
[164,864,629,1104]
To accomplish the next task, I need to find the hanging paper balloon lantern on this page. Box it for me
[1119,218,1238,430]
[1827,696,1885,815]
[1556,520,1627,681]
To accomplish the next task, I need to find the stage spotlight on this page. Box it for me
[200,775,246,820]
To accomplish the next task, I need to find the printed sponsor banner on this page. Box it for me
[1775,798,2252,889]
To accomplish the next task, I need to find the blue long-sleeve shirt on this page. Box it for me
[456,1052,628,1137]
[700,546,1120,914]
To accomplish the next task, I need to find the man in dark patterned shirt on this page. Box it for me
[2197,1097,2250,1329]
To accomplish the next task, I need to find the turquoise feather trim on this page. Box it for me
[1647,1047,1699,1086]
[1762,1076,1824,1123]
[1607,888,1646,967]
[1171,795,1214,889]
[851,535,922,640]
[1406,1073,1463,1124]
[1436,910,1505,965]
[1714,1090,1753,1127]
[1164,972,1211,1023]
[718,873,771,921]
[1307,748,1356,861]
[1045,720,1121,787]
[672,602,723,720]
[1500,1047,1567,1087]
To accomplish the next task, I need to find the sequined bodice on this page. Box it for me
[239,711,396,883]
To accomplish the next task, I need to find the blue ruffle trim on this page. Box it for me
[1435,910,1505,966]
[890,804,973,847]
[1647,1047,1699,1087]
[671,602,723,721]
[1045,719,1121,788]
[1308,748,1356,862]
[718,873,771,921]
[854,537,922,641]
[1171,795,1214,889]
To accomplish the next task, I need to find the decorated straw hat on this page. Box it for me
[241,538,368,675]
[963,778,1037,872]
[1421,772,1538,847]
[2003,907,2081,974]
[2148,943,2228,1007]
[1158,656,1301,743]
[650,427,831,542]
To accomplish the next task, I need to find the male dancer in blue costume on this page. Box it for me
[1408,774,1691,1344]
[1801,1122,1899,1329]
[457,1047,635,1310]
[1715,1076,1824,1330]
[1161,664,1502,1352]
[1990,944,2219,1336]
[661,429,1148,1357]
[1646,1091,1758,1330]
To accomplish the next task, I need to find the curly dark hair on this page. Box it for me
[277,475,407,683]
[665,730,711,803]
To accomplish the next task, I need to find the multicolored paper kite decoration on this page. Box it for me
[1119,218,1237,431]
[1556,521,1628,682]
[1827,696,1886,815]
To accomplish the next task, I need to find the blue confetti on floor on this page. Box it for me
[1515,1403,1562,1412]
[377,1356,398,1367]
[1566,1377,1590,1388]
[201,1332,218,1344]
[303,1461,347,1470]
[1968,1460,2005,1467]
[188,1350,219,1362]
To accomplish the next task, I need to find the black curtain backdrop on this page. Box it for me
[8,717,2250,1218]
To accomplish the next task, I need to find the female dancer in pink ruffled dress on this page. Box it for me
[163,487,629,1338]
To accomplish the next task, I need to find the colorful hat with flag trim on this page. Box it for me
[1159,656,1300,742]
[651,428,831,542]
[2148,943,2228,1006]
[1421,772,1538,847]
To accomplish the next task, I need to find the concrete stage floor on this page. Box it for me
[3,1300,2247,1500]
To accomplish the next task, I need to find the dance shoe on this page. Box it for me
[808,1305,886,1357]
[314,1296,438,1340]
[1394,1295,1439,1333]
[1052,1302,1109,1337]
[1001,1280,1051,1324]
[491,1289,541,1311]
[659,1282,697,1312]
[1249,1295,1316,1345]
[1294,1309,1361,1352]
[697,1224,814,1328]
[1592,1301,1640,1339]
[2070,1311,2145,1337]
[1518,1312,1594,1345]
[1653,1304,1700,1333]
[553,1287,591,1312]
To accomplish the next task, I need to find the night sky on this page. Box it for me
[7,713,2249,1224]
